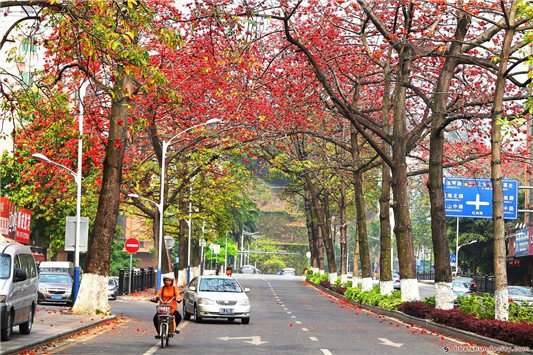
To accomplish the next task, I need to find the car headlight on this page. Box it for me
[198,298,215,305]
[238,299,250,306]
[38,287,46,293]
[0,295,6,303]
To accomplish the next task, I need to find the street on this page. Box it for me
[17,275,480,355]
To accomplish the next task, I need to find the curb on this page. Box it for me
[3,314,117,355]
[310,283,533,355]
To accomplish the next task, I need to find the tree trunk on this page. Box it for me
[73,73,133,314]
[428,7,470,310]
[304,189,320,272]
[305,174,337,279]
[379,162,393,295]
[339,182,347,281]
[352,233,360,284]
[354,170,372,291]
[492,7,517,320]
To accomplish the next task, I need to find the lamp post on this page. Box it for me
[456,239,478,275]
[32,79,92,303]
[186,175,197,284]
[157,118,221,290]
[240,231,260,267]
[32,152,83,301]
[251,234,262,267]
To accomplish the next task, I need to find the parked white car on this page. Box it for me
[183,275,251,324]
[0,242,38,341]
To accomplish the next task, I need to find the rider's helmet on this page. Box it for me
[162,273,175,284]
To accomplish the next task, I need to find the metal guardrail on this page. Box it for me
[118,267,156,296]
[415,272,495,294]
[117,264,180,296]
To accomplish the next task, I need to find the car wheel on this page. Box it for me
[19,306,34,334]
[194,305,202,323]
[183,305,192,321]
[241,317,250,324]
[1,310,13,341]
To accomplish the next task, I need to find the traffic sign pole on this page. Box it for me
[124,238,140,294]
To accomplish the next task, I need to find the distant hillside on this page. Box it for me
[253,185,307,245]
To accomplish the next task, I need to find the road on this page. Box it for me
[25,275,469,355]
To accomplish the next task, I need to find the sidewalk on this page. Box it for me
[1,307,116,355]
[1,287,182,355]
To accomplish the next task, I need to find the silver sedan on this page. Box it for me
[183,275,251,324]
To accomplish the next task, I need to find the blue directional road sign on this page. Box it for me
[450,253,456,263]
[444,177,518,220]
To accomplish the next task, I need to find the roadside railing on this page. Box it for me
[118,267,156,296]
[416,271,435,280]
[117,264,179,296]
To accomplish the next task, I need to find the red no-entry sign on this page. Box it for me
[125,238,140,254]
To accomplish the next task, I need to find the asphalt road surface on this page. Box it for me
[25,275,473,355]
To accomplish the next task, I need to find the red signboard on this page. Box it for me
[0,197,9,236]
[16,208,31,244]
[125,238,140,254]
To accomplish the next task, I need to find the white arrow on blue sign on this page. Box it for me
[450,253,456,263]
[444,177,518,220]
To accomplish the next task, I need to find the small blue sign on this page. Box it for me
[450,253,456,263]
[444,177,518,220]
[515,228,529,256]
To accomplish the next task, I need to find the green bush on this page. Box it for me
[509,301,533,323]
[423,295,436,307]
[307,271,328,285]
[344,286,362,300]
[458,294,495,320]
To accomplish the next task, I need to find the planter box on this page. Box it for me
[310,282,533,354]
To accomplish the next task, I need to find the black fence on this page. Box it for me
[118,267,156,296]
[415,271,495,294]
[417,271,435,280]
[117,264,180,296]
[473,275,495,294]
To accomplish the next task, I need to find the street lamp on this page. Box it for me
[186,175,197,284]
[240,231,260,267]
[31,78,92,303]
[157,118,221,289]
[456,239,478,275]
[32,152,83,302]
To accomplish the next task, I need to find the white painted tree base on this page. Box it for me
[435,282,454,310]
[319,269,325,275]
[352,277,361,287]
[328,272,338,284]
[494,289,509,321]
[177,268,188,287]
[400,278,420,301]
[340,274,348,284]
[380,281,394,296]
[361,277,373,292]
[311,267,319,274]
[72,274,110,315]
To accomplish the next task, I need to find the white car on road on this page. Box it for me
[183,275,251,324]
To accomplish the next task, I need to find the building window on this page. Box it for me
[22,36,37,53]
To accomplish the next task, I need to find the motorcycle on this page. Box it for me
[152,297,176,348]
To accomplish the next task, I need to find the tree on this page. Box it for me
[1,0,183,314]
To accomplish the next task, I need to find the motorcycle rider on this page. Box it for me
[150,273,182,339]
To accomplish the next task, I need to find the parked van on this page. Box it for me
[39,261,75,278]
[0,242,38,341]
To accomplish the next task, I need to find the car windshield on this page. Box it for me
[453,281,467,288]
[0,254,11,279]
[39,274,72,283]
[199,278,242,292]
[509,287,533,296]
[108,279,116,286]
